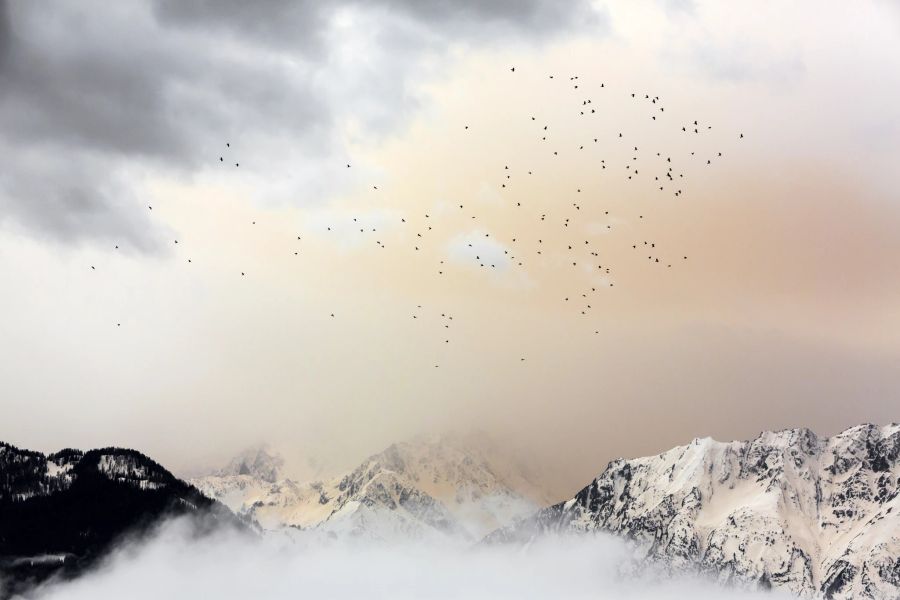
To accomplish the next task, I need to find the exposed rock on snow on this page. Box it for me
[485,424,900,600]
[0,442,242,599]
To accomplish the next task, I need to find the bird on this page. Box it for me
[116,69,738,355]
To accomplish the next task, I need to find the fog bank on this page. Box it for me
[25,518,791,600]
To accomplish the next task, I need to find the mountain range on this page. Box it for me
[0,442,242,599]
[2,424,898,599]
[191,433,551,542]
[487,423,900,599]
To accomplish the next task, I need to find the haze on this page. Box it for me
[1,0,899,497]
[32,517,790,600]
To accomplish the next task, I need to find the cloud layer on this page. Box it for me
[27,517,787,600]
[0,0,604,249]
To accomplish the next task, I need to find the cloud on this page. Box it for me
[0,0,606,250]
[690,40,805,85]
[27,517,787,600]
[661,0,696,17]
[447,230,513,272]
[153,0,605,44]
[0,152,165,252]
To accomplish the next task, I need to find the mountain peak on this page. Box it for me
[192,432,552,541]
[215,445,284,483]
[487,423,900,599]
[1,441,244,599]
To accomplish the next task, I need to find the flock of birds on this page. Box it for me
[100,67,743,366]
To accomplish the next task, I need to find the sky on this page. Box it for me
[1,0,899,497]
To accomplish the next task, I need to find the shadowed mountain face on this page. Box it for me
[0,442,245,599]
[5,426,899,599]
[485,424,900,600]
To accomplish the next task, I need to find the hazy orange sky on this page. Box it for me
[1,0,899,496]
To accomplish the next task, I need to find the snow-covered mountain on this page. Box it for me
[192,433,551,542]
[486,423,900,599]
[213,444,285,482]
[0,442,242,599]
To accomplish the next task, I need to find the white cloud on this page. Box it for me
[28,518,789,600]
[447,230,513,272]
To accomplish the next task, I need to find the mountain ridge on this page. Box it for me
[5,424,898,598]
[484,423,900,599]
[0,441,245,599]
[192,432,551,542]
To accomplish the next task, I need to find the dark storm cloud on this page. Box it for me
[0,0,605,249]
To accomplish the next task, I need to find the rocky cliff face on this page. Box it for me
[486,424,900,600]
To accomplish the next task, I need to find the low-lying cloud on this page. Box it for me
[24,517,790,600]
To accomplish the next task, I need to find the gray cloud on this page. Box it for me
[154,0,603,43]
[0,149,162,250]
[0,0,605,250]
[0,1,11,63]
[152,0,332,53]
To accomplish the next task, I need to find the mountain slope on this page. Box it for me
[192,434,551,541]
[0,442,243,598]
[485,424,900,599]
